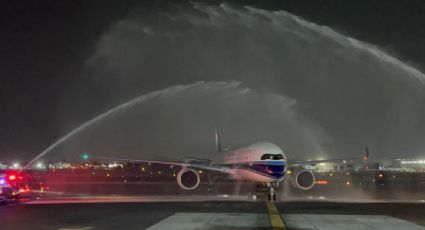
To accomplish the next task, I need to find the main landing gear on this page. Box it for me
[207,173,219,193]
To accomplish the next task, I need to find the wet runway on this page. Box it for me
[2,196,425,230]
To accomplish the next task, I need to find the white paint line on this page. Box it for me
[146,213,269,230]
[283,214,425,230]
[57,227,94,230]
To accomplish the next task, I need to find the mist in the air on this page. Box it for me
[50,2,425,162]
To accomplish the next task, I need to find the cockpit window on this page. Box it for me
[261,154,284,160]
[261,154,273,160]
[273,154,284,160]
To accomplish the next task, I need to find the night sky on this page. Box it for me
[1,0,425,163]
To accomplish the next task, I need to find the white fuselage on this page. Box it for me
[214,142,287,183]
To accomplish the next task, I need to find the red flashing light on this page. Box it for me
[20,185,30,193]
[316,180,328,185]
[8,175,16,181]
[363,156,368,161]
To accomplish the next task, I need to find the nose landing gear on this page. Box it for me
[268,186,277,201]
[256,182,278,201]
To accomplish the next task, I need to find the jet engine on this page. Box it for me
[291,170,315,190]
[177,168,200,190]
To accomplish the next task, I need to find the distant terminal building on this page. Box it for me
[390,158,425,171]
[316,158,425,172]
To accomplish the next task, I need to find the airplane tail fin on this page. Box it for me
[215,124,223,153]
[363,146,370,160]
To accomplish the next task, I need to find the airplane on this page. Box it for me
[87,127,369,201]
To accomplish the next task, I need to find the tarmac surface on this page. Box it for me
[2,196,425,230]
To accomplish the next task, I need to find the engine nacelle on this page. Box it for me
[291,170,315,190]
[177,168,200,190]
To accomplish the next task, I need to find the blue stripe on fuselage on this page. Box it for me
[222,161,286,166]
[221,161,286,179]
[242,167,285,180]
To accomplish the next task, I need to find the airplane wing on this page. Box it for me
[287,158,357,167]
[89,156,231,174]
[287,146,370,168]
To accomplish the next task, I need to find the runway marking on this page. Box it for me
[24,195,251,204]
[57,227,93,230]
[146,213,269,229]
[266,202,287,230]
[282,214,425,230]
